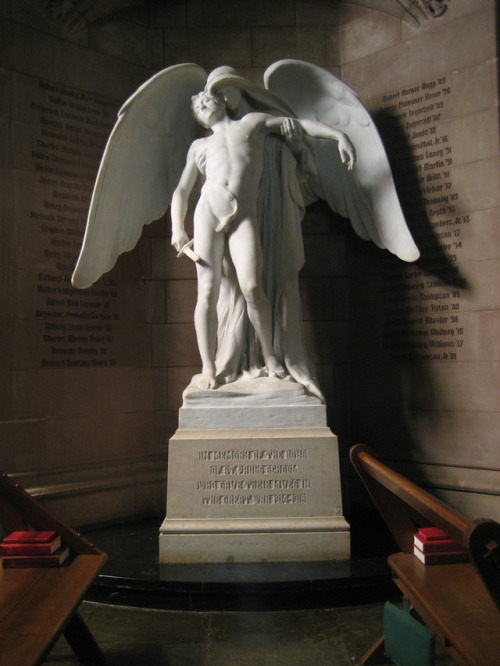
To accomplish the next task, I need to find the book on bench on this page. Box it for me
[1,530,68,567]
[413,527,469,565]
[413,548,469,565]
[1,547,70,568]
[1,530,62,555]
[414,527,463,553]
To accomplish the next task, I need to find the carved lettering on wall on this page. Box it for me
[31,78,121,368]
[379,75,466,362]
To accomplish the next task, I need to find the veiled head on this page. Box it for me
[205,66,295,117]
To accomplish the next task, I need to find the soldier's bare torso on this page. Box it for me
[192,113,269,215]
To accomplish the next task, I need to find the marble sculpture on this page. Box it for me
[72,60,420,403]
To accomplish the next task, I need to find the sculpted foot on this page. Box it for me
[216,370,237,385]
[193,372,218,390]
[265,355,288,379]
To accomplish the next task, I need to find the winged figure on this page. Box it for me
[72,60,419,403]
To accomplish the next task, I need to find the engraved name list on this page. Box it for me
[30,78,121,369]
[378,74,467,362]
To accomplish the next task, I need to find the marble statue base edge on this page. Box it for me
[179,405,326,429]
[159,516,350,563]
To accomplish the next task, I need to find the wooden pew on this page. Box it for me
[0,471,107,665]
[350,444,500,666]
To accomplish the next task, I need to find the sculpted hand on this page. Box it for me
[171,229,190,253]
[281,117,303,154]
[338,134,356,170]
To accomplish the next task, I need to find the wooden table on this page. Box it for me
[0,553,107,665]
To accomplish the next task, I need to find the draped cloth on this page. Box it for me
[213,136,325,403]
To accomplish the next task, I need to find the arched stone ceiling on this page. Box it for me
[34,0,450,31]
[345,0,449,22]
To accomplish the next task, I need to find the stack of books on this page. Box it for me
[413,526,469,565]
[0,530,69,568]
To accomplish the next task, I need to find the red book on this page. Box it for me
[1,532,62,556]
[415,527,453,542]
[414,547,469,566]
[414,534,463,554]
[3,530,58,544]
[1,546,69,569]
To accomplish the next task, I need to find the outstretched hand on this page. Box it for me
[338,135,356,170]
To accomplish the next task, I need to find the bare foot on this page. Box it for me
[216,370,237,386]
[265,355,288,379]
[193,372,218,390]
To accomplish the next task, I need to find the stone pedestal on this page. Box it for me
[160,377,350,563]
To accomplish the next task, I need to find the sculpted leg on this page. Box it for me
[228,216,287,379]
[193,202,225,390]
[194,273,219,389]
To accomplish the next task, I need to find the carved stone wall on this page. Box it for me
[0,0,344,527]
[0,1,167,526]
[339,0,500,522]
[1,0,498,534]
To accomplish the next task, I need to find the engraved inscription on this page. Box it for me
[379,74,466,362]
[197,448,311,506]
[30,78,122,368]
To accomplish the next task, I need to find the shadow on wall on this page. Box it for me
[369,107,469,460]
[300,109,469,557]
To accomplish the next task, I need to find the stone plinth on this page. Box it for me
[160,377,350,563]
[179,376,327,429]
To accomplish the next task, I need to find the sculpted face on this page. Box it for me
[191,91,226,128]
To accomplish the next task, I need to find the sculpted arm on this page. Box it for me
[300,118,356,170]
[171,143,201,251]
[265,116,356,170]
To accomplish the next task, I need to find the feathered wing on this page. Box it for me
[264,60,420,262]
[72,63,207,288]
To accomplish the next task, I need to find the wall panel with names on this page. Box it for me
[14,75,133,369]
[377,73,470,363]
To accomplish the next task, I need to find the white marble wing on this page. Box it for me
[72,63,207,289]
[264,59,420,262]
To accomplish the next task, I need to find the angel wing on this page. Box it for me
[264,60,420,262]
[72,63,207,289]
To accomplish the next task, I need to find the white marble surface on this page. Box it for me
[159,426,350,563]
[159,523,350,564]
[180,376,326,428]
[71,61,419,405]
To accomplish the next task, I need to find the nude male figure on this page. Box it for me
[171,91,355,390]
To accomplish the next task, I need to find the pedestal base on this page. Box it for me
[160,427,350,563]
[179,376,326,429]
[160,517,350,563]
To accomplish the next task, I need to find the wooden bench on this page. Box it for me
[0,471,107,665]
[350,444,500,666]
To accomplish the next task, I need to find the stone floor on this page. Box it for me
[45,600,456,665]
[45,600,383,665]
[43,519,456,665]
